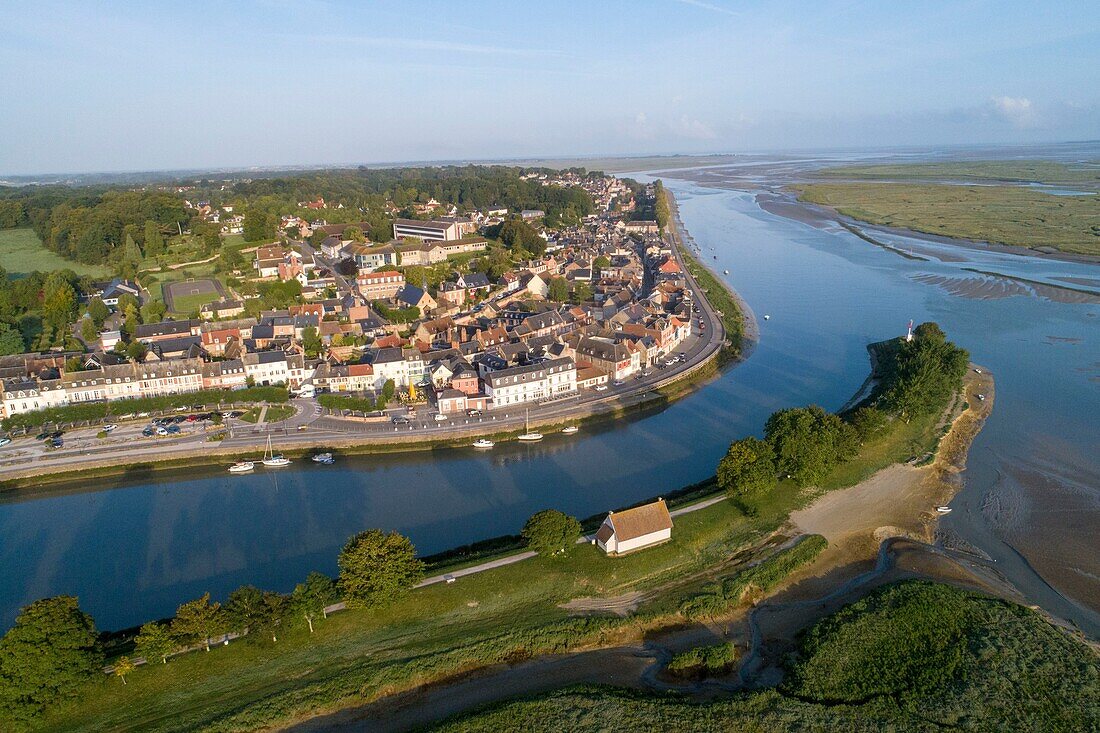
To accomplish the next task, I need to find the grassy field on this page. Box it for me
[796,181,1100,256]
[34,388,950,732]
[0,227,112,277]
[236,405,295,424]
[816,159,1100,186]
[438,581,1100,732]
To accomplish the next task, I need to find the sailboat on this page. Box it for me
[517,409,543,442]
[262,434,291,467]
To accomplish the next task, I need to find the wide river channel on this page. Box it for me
[2,158,1098,633]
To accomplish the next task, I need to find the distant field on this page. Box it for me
[816,160,1100,187]
[0,227,112,277]
[796,182,1100,256]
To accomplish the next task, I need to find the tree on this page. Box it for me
[338,530,423,608]
[243,211,274,242]
[87,298,110,327]
[717,437,777,498]
[521,509,581,556]
[126,340,147,362]
[171,593,227,652]
[592,255,611,271]
[134,621,174,665]
[309,229,329,247]
[0,596,103,721]
[113,656,134,685]
[225,585,267,634]
[881,323,969,421]
[42,275,77,330]
[850,406,887,441]
[342,226,364,242]
[381,379,395,402]
[141,300,167,324]
[546,277,569,302]
[79,317,98,343]
[573,281,593,303]
[143,220,165,257]
[764,406,858,487]
[290,572,338,634]
[302,326,322,358]
[0,323,25,356]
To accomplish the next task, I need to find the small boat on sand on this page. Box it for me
[561,426,579,435]
[936,506,952,514]
[228,461,254,474]
[472,439,495,449]
[312,452,334,464]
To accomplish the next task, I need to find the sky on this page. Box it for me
[1,0,1099,174]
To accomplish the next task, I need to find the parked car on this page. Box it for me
[36,432,49,441]
[103,424,117,432]
[141,427,155,437]
[0,437,11,447]
[392,416,410,425]
[49,438,63,449]
[433,413,448,422]
[166,425,181,434]
[155,427,169,436]
[594,384,608,392]
[612,379,625,386]
[466,408,482,417]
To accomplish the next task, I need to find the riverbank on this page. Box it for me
[30,336,991,733]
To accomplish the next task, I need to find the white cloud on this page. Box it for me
[991,96,1038,128]
[673,115,717,140]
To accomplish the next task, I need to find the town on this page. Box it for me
[0,170,720,462]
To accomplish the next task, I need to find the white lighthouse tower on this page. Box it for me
[905,319,914,342]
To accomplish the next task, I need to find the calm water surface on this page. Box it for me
[2,173,1097,632]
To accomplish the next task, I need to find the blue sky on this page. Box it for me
[1,0,1098,174]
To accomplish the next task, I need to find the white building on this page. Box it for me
[393,218,462,242]
[483,357,577,408]
[595,499,674,555]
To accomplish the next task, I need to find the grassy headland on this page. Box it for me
[815,159,1100,187]
[796,181,1100,256]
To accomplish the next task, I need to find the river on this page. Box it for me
[2,153,1098,634]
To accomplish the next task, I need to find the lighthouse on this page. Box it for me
[905,319,914,342]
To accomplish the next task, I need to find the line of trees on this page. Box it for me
[717,324,968,500]
[1,385,289,432]
[0,524,428,725]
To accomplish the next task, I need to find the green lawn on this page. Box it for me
[164,290,220,315]
[0,227,112,277]
[236,405,295,424]
[796,179,1100,256]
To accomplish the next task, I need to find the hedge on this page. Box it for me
[2,386,289,431]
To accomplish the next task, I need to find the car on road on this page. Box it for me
[433,413,448,422]
[594,384,608,392]
[47,437,63,449]
[392,416,410,425]
[466,408,482,416]
[103,424,117,432]
[0,437,11,447]
[296,424,308,431]
[612,379,625,386]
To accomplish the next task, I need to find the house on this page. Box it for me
[395,284,437,313]
[96,278,141,307]
[624,220,660,235]
[320,236,347,259]
[520,209,545,220]
[254,245,285,278]
[595,499,673,555]
[483,357,576,408]
[134,319,199,344]
[357,270,405,300]
[348,242,398,272]
[199,299,245,320]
